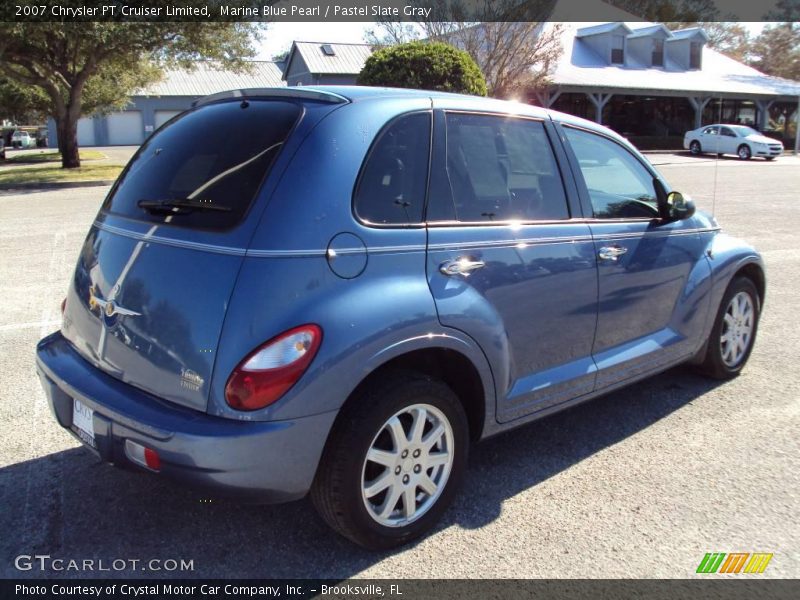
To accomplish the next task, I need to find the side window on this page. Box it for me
[720,126,736,137]
[703,126,719,135]
[354,112,431,225]
[435,113,569,222]
[563,127,659,220]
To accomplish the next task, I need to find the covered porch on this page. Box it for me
[532,86,800,152]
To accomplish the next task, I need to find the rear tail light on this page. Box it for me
[225,324,322,411]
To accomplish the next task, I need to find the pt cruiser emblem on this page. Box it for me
[88,285,140,319]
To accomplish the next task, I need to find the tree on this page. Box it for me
[605,0,720,21]
[364,22,422,47]
[0,20,261,168]
[748,23,800,81]
[358,41,487,96]
[0,78,50,125]
[425,21,563,98]
[365,1,562,98]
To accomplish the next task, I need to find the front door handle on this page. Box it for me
[440,257,486,276]
[598,245,628,261]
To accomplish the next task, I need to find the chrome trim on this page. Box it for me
[94,222,247,256]
[94,222,721,259]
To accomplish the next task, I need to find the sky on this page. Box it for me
[254,22,372,60]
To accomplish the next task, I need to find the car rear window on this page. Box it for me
[102,100,301,230]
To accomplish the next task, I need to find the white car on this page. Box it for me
[10,130,35,149]
[684,124,783,160]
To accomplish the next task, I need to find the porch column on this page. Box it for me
[756,99,774,131]
[687,96,711,129]
[534,88,562,108]
[586,93,612,124]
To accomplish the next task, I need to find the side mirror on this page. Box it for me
[667,191,696,221]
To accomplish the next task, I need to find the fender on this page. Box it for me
[687,230,765,363]
[366,325,498,440]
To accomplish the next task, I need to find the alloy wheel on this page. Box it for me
[720,291,754,367]
[361,403,454,527]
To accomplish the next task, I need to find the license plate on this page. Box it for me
[72,399,96,449]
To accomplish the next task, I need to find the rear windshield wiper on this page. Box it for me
[137,199,232,215]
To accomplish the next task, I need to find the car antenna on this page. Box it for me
[712,96,722,218]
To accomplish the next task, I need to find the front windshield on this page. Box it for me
[729,125,759,137]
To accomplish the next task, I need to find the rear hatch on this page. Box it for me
[61,97,307,411]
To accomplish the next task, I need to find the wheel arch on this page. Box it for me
[735,261,766,307]
[332,338,495,446]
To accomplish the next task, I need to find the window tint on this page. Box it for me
[702,126,719,135]
[103,100,300,230]
[564,127,659,220]
[435,113,569,222]
[354,112,431,225]
[720,126,736,137]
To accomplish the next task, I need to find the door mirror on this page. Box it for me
[667,191,696,221]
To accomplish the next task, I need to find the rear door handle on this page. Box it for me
[598,245,628,261]
[440,257,486,276]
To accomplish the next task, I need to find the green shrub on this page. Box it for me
[358,41,487,96]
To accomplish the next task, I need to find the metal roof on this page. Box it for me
[285,41,373,77]
[575,23,631,37]
[626,24,672,39]
[549,22,800,98]
[668,27,709,42]
[139,62,285,97]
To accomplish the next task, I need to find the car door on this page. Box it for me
[559,124,711,392]
[700,125,719,153]
[719,126,738,155]
[425,108,599,423]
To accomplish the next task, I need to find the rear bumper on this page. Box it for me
[36,331,337,503]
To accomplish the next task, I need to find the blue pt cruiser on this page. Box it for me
[36,87,764,549]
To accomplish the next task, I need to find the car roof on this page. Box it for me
[192,85,634,151]
[299,85,628,143]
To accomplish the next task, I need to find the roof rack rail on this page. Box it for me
[192,87,349,107]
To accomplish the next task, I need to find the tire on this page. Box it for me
[698,277,760,380]
[311,370,468,549]
[689,140,702,155]
[737,144,752,160]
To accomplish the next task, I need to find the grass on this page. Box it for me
[5,150,108,163]
[0,163,122,186]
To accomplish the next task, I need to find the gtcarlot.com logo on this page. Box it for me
[14,554,194,572]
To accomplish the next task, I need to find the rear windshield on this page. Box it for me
[102,100,301,230]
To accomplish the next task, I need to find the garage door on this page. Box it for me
[107,111,143,145]
[154,110,182,129]
[77,118,95,146]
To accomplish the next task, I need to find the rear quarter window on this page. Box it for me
[102,100,301,230]
[353,112,432,226]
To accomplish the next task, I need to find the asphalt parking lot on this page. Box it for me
[0,153,798,579]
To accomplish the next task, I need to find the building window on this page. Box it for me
[611,35,625,64]
[652,39,664,67]
[690,42,702,69]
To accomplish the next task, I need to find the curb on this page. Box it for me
[0,179,115,191]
